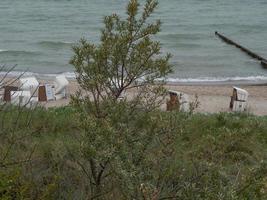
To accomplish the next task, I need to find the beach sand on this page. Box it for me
[166,85,267,116]
[35,79,267,116]
[2,76,267,115]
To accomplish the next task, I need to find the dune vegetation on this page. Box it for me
[1,0,267,199]
[0,106,267,199]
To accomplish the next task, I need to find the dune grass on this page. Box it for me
[0,106,266,199]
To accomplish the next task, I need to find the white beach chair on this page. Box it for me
[19,76,39,96]
[10,91,30,106]
[167,90,190,112]
[0,89,4,101]
[179,92,190,112]
[38,84,55,101]
[10,91,38,108]
[230,87,249,112]
[54,74,69,100]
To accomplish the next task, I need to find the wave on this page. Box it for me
[38,41,74,49]
[38,71,76,79]
[0,71,76,79]
[159,33,205,41]
[166,76,267,84]
[2,70,267,85]
[0,71,35,78]
[0,50,40,56]
[164,42,202,49]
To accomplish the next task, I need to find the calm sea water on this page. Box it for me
[0,0,267,82]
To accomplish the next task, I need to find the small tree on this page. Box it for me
[70,0,173,198]
[70,0,172,117]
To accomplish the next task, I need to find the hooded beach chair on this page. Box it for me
[19,76,39,103]
[19,76,39,97]
[10,91,31,106]
[3,76,39,103]
[2,76,39,106]
[38,84,55,101]
[54,74,69,100]
[167,90,189,112]
[10,90,38,108]
[230,87,248,112]
[3,86,18,102]
[38,74,69,101]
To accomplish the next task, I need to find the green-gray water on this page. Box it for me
[0,0,267,83]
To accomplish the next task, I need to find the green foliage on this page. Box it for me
[0,107,267,199]
[70,0,172,118]
[69,1,173,198]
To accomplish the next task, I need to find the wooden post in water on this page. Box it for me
[215,31,267,68]
[262,60,267,68]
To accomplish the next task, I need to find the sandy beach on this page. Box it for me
[2,75,267,115]
[166,84,267,116]
[32,78,267,116]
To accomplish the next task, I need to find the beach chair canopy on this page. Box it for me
[168,90,189,112]
[168,90,189,101]
[168,90,179,96]
[233,87,248,101]
[19,76,39,91]
[54,74,69,94]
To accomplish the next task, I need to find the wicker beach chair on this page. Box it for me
[19,76,39,97]
[230,87,248,112]
[54,74,69,100]
[167,90,189,112]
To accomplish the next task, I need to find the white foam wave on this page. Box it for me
[166,76,267,83]
[1,70,267,84]
[0,71,76,79]
[0,71,35,77]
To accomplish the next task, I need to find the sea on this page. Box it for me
[0,0,267,84]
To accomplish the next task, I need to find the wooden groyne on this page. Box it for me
[215,31,267,68]
[261,60,267,68]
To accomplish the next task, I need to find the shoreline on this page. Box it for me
[166,81,267,86]
[1,73,267,116]
[2,70,267,86]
